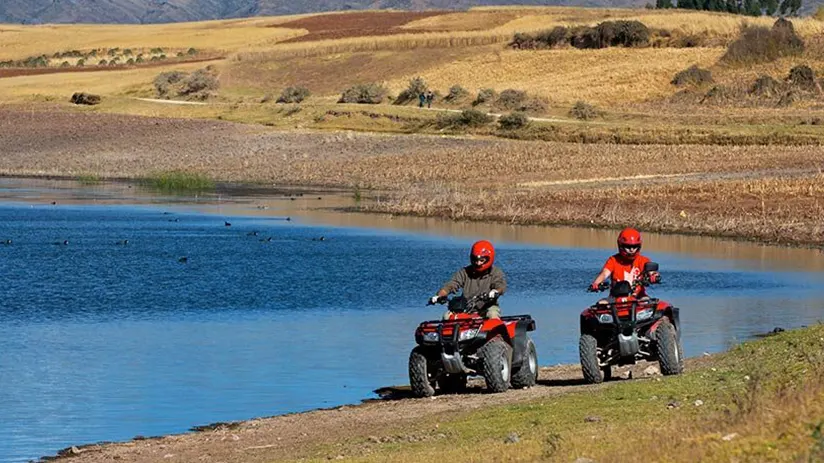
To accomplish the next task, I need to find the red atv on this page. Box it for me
[408,294,538,397]
[579,262,684,384]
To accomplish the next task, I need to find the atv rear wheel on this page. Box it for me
[438,373,467,394]
[480,336,512,393]
[511,338,538,389]
[409,347,436,397]
[579,334,604,384]
[656,319,684,376]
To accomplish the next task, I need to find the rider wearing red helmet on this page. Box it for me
[430,240,507,319]
[590,228,659,297]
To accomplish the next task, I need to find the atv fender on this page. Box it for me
[482,319,512,345]
[649,305,681,342]
[510,320,530,369]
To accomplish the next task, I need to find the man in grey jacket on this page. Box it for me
[429,240,507,319]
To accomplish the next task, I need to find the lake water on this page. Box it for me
[1,180,823,462]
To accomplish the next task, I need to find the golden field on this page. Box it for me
[1,7,823,107]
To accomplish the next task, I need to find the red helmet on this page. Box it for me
[469,240,495,273]
[617,227,642,258]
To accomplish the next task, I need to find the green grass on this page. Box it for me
[295,325,824,462]
[144,170,214,192]
[76,173,102,185]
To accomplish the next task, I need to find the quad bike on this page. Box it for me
[579,262,684,384]
[408,293,538,398]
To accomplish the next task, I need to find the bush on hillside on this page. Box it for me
[750,75,783,97]
[513,20,649,50]
[179,68,219,100]
[472,88,497,106]
[339,83,389,104]
[394,76,428,105]
[436,109,494,128]
[496,89,528,110]
[277,86,311,103]
[444,85,470,103]
[70,92,101,105]
[671,65,714,87]
[498,111,531,130]
[787,64,818,91]
[570,101,598,120]
[720,19,804,65]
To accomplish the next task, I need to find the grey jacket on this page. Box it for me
[439,265,507,311]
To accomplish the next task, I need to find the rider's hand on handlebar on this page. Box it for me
[487,289,500,300]
[648,271,661,284]
[587,283,600,293]
[428,295,445,305]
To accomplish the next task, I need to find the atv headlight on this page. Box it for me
[423,332,439,342]
[636,308,654,321]
[598,314,614,323]
[459,328,480,341]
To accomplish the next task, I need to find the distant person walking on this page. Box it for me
[425,90,434,108]
[418,92,426,108]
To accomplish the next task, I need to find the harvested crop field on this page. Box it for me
[277,11,449,43]
[0,57,222,79]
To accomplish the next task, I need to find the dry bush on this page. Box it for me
[444,85,470,103]
[394,76,428,105]
[496,89,528,110]
[513,20,649,50]
[277,86,311,103]
[179,68,219,100]
[786,64,818,91]
[595,20,650,48]
[750,75,784,97]
[569,101,598,120]
[498,111,531,130]
[153,71,186,98]
[69,92,101,105]
[436,109,493,128]
[339,83,389,104]
[472,88,497,106]
[721,19,804,65]
[671,65,714,87]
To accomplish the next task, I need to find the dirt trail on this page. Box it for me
[48,361,695,463]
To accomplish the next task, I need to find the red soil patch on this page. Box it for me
[0,56,223,79]
[276,11,448,43]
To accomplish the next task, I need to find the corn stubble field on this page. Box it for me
[2,7,824,245]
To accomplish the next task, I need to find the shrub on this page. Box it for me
[510,27,568,49]
[721,20,804,65]
[394,76,428,105]
[671,65,714,87]
[76,59,85,67]
[179,68,219,99]
[437,109,493,128]
[595,20,650,48]
[520,97,548,114]
[153,71,187,98]
[126,58,135,65]
[569,26,599,49]
[60,61,70,67]
[498,112,531,130]
[338,83,389,104]
[787,64,817,91]
[135,56,144,64]
[496,89,528,110]
[570,101,598,120]
[277,86,310,103]
[472,88,497,106]
[98,60,107,66]
[187,48,198,56]
[750,75,783,97]
[444,85,469,103]
[70,92,101,105]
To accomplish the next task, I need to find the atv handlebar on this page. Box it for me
[587,272,661,293]
[427,292,493,313]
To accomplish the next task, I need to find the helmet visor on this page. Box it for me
[471,255,489,266]
[620,245,640,253]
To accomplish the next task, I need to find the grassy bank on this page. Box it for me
[302,325,824,462]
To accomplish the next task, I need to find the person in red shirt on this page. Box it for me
[590,227,659,297]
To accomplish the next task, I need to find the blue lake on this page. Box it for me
[1,184,824,462]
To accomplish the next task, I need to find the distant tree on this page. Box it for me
[726,0,741,12]
[760,0,779,14]
[657,0,674,8]
[744,0,762,15]
[677,0,697,9]
[779,0,802,15]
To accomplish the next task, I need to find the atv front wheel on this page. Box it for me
[409,347,436,397]
[511,338,538,388]
[579,334,604,384]
[438,373,467,394]
[656,319,684,376]
[480,337,512,393]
